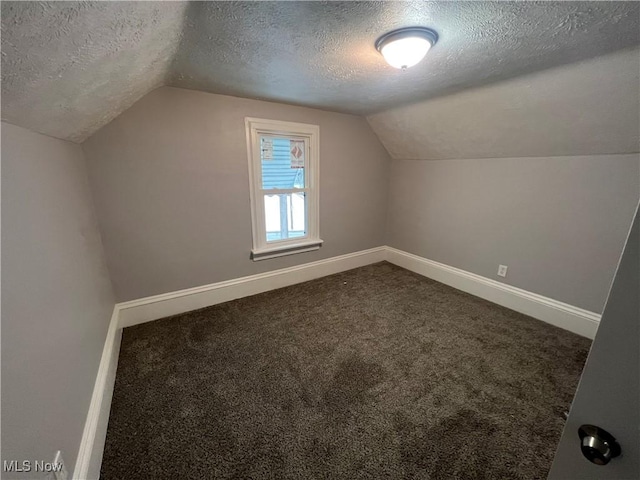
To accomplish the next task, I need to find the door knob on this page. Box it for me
[578,424,621,465]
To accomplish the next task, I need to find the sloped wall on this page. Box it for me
[0,1,189,143]
[1,123,115,478]
[371,49,640,313]
[82,87,391,302]
[367,48,640,160]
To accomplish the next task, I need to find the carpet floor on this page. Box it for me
[101,262,590,479]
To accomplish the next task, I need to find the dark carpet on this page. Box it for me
[101,262,590,480]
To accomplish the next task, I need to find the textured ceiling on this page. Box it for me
[1,1,188,142]
[367,47,640,160]
[2,1,639,143]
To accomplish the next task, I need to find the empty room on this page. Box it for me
[2,1,639,479]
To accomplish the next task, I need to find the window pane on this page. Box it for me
[261,136,305,190]
[264,192,307,242]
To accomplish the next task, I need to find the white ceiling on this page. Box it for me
[1,1,639,143]
[367,47,640,160]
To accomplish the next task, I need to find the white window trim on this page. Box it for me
[245,117,322,261]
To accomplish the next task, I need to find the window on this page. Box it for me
[245,118,322,260]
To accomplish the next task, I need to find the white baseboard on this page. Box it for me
[73,306,122,480]
[117,244,600,334]
[74,246,386,479]
[75,245,599,478]
[385,246,601,339]
[117,246,387,328]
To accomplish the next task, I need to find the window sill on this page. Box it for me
[251,239,323,261]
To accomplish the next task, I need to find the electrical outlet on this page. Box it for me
[45,451,68,480]
[497,265,508,277]
[54,451,68,480]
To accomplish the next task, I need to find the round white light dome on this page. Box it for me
[376,27,438,70]
[380,37,432,69]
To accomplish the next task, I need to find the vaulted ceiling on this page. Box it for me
[367,47,640,160]
[2,1,639,144]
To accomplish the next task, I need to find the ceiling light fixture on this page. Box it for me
[375,27,438,70]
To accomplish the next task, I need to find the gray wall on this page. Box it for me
[549,204,639,479]
[82,87,391,302]
[1,123,115,477]
[386,155,640,314]
[368,48,640,315]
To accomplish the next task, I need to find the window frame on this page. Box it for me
[245,117,322,261]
